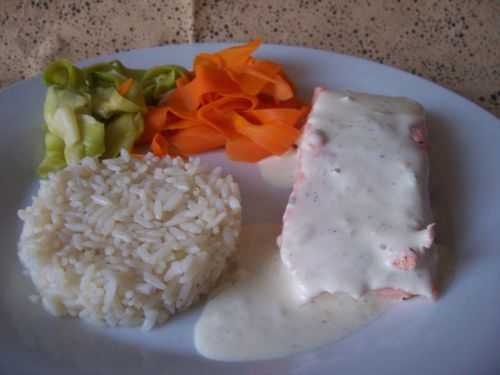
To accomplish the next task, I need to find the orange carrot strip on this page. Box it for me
[176,74,191,88]
[151,132,170,157]
[193,38,260,72]
[235,60,292,99]
[226,135,271,162]
[168,63,239,112]
[211,38,261,71]
[194,52,223,68]
[117,78,134,96]
[198,96,258,138]
[200,92,222,106]
[139,107,170,144]
[232,112,301,155]
[247,107,309,128]
[259,73,294,101]
[217,57,293,100]
[145,107,169,130]
[165,119,201,130]
[198,106,238,139]
[247,58,282,76]
[141,105,202,144]
[169,125,226,155]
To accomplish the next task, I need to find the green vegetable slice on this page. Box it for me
[91,70,129,88]
[49,107,81,147]
[43,59,85,91]
[92,87,145,119]
[37,132,66,177]
[142,65,188,105]
[43,86,90,124]
[104,113,144,158]
[123,79,146,108]
[79,114,105,157]
[84,60,145,88]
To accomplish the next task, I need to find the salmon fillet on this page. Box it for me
[280,88,438,301]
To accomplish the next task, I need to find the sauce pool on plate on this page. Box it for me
[195,224,393,361]
[257,151,298,189]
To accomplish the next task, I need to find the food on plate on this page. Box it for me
[280,88,438,301]
[18,40,442,354]
[38,59,187,176]
[18,150,241,329]
[140,38,309,162]
[195,89,442,362]
[37,40,309,176]
[20,39,310,331]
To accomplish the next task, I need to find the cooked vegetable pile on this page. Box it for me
[39,59,186,176]
[141,38,309,162]
[38,39,308,176]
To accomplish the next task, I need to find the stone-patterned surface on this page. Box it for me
[194,0,500,117]
[1,0,499,116]
[0,0,193,84]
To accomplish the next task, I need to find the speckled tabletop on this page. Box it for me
[1,0,499,116]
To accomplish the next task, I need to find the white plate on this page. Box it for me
[1,43,499,375]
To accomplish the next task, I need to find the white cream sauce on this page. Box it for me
[195,224,393,361]
[280,90,436,301]
[257,150,298,188]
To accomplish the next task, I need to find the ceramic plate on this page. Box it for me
[1,43,499,375]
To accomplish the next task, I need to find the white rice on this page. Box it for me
[18,150,241,330]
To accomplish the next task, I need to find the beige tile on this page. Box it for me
[0,0,194,86]
[193,0,500,116]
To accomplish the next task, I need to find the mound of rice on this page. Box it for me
[18,150,241,330]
